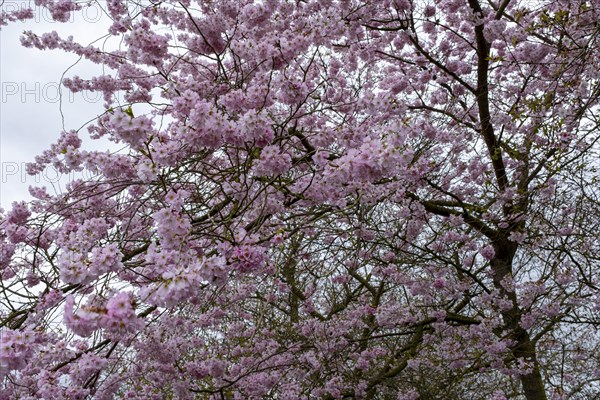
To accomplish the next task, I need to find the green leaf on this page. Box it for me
[124,106,134,118]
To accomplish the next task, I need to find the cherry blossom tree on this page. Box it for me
[1,0,599,399]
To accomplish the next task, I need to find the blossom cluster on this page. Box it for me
[64,292,142,337]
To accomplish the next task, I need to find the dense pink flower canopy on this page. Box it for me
[1,0,600,399]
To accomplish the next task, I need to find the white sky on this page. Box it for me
[0,2,113,209]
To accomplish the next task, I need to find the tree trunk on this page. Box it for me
[492,239,547,400]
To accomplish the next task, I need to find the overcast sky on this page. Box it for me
[1,3,113,210]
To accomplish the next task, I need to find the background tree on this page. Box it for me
[1,0,599,399]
